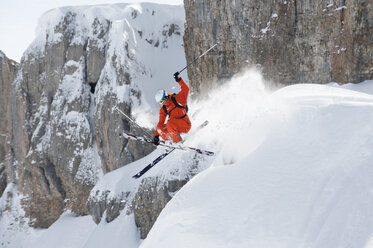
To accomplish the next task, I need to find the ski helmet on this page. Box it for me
[155,89,167,104]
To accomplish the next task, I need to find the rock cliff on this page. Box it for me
[2,3,187,234]
[184,0,373,94]
[0,51,18,198]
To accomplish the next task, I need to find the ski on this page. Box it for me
[132,148,175,179]
[166,141,214,156]
[130,120,212,179]
[123,121,214,156]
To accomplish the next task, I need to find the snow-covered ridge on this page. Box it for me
[36,3,182,34]
[36,3,183,47]
[30,3,184,64]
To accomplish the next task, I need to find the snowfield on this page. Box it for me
[6,70,373,248]
[142,72,373,248]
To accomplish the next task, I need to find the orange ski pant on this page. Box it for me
[157,118,191,143]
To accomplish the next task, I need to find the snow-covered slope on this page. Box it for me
[140,72,373,248]
[14,70,373,248]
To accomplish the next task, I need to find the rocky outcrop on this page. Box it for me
[86,150,207,239]
[6,9,122,227]
[184,0,373,95]
[3,3,186,231]
[133,177,188,239]
[8,11,109,227]
[85,176,189,238]
[0,51,18,197]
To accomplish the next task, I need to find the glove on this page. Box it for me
[173,72,181,82]
[153,135,160,145]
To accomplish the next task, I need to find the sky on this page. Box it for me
[0,0,183,62]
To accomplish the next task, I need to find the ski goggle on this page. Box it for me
[159,91,167,104]
[159,96,167,105]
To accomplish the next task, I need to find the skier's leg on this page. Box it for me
[156,124,169,140]
[167,118,191,143]
[166,119,181,142]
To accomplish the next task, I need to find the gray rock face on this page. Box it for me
[133,177,188,239]
[0,51,18,197]
[8,11,109,227]
[4,3,187,232]
[184,0,373,95]
[87,18,109,84]
[6,9,141,227]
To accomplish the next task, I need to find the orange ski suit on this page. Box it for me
[155,77,191,143]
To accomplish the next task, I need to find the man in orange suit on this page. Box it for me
[153,72,191,144]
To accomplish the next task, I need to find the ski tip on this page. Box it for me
[132,174,141,179]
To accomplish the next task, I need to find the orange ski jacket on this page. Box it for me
[155,77,190,136]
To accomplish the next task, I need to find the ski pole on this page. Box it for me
[178,43,218,74]
[114,106,153,139]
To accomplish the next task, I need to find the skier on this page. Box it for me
[153,72,191,145]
